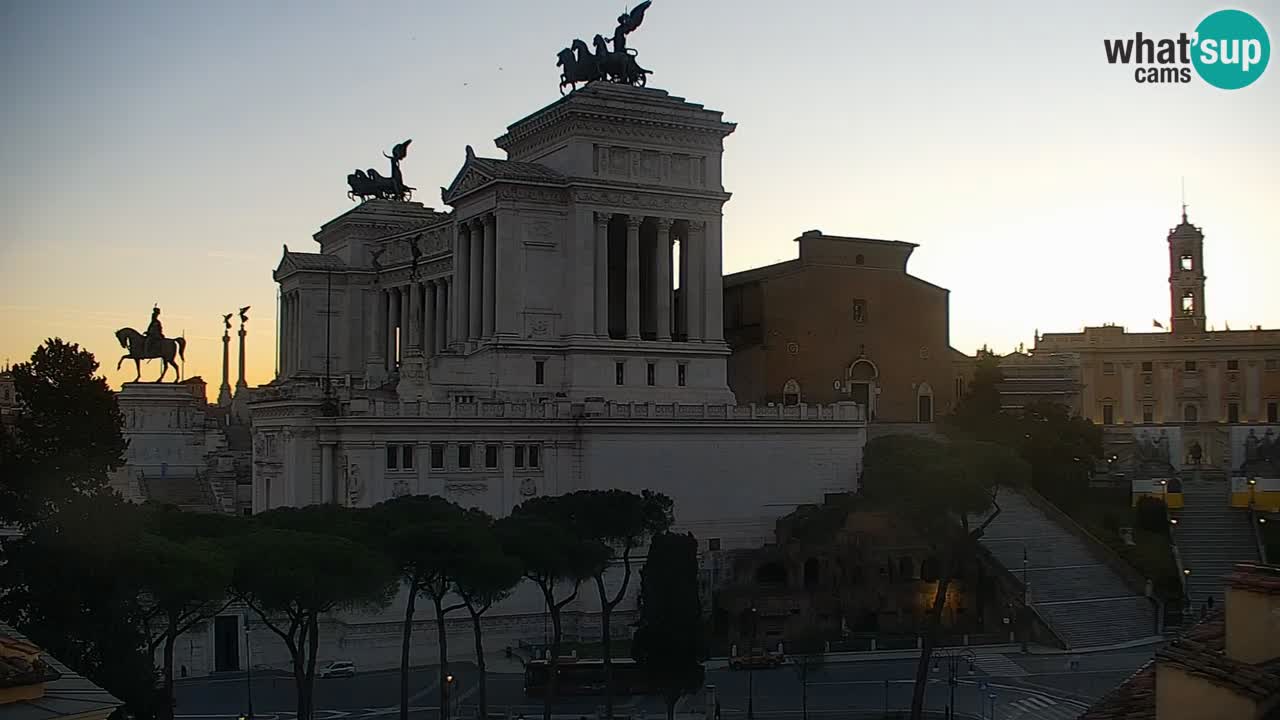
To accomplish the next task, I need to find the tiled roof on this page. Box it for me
[1081,607,1280,718]
[0,623,121,719]
[469,156,565,183]
[1079,660,1156,720]
[284,251,346,270]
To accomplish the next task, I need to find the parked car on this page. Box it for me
[728,649,784,671]
[317,660,357,679]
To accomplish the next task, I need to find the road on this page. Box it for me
[175,647,1156,720]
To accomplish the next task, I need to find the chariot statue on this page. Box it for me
[348,139,415,202]
[557,1,653,94]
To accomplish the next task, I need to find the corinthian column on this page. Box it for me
[455,224,471,348]
[423,280,437,357]
[625,215,642,340]
[654,218,673,342]
[482,214,496,339]
[408,281,423,352]
[469,218,484,341]
[595,212,610,337]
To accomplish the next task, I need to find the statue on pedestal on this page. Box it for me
[347,139,415,202]
[115,306,187,382]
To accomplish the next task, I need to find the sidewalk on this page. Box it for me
[704,634,1167,669]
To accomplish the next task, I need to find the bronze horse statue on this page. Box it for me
[115,328,186,382]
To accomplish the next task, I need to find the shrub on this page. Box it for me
[1134,496,1169,535]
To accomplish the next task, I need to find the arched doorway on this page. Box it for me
[917,382,935,422]
[783,378,802,406]
[847,358,879,420]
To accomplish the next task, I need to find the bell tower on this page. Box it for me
[1168,207,1206,334]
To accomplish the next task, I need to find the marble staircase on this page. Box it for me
[980,490,1157,649]
[1173,476,1261,606]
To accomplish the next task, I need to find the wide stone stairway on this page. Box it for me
[981,490,1157,649]
[141,472,218,513]
[1174,476,1261,606]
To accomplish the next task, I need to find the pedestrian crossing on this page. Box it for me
[971,653,1028,677]
[999,693,1082,719]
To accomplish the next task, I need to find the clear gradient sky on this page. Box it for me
[2,0,1277,393]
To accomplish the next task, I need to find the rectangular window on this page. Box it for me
[852,299,867,324]
[677,364,687,387]
[1269,402,1279,423]
[1142,361,1153,372]
[458,444,472,469]
[485,444,499,469]
[1227,359,1239,371]
[430,444,445,470]
[1228,402,1240,423]
[1102,404,1114,425]
[528,444,541,468]
[1103,362,1115,375]
[1144,374,1152,385]
[402,445,414,470]
[1185,360,1197,372]
[1143,406,1154,423]
[615,361,625,386]
[708,538,721,551]
[647,362,656,386]
[1268,359,1280,371]
[514,445,526,468]
[386,446,399,470]
[535,360,545,385]
[1180,254,1194,271]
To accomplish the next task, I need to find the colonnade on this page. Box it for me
[369,275,452,371]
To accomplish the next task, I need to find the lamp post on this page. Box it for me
[245,617,254,720]
[931,648,975,720]
[1021,545,1029,653]
[747,607,758,720]
[445,674,456,720]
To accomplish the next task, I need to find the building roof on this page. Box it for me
[0,623,122,720]
[282,250,347,271]
[1082,587,1280,719]
[441,147,566,203]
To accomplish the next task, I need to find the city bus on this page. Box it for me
[523,658,655,697]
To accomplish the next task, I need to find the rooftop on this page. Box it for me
[0,623,121,720]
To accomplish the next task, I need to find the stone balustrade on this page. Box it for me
[340,398,865,423]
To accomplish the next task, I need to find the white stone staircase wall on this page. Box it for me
[980,490,1157,649]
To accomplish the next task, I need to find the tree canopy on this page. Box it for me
[0,338,125,525]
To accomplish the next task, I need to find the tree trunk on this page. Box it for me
[545,602,564,720]
[470,609,488,720]
[801,664,808,720]
[292,627,309,720]
[435,600,450,720]
[910,574,953,720]
[304,614,321,720]
[600,597,614,720]
[400,588,418,720]
[161,618,177,720]
[665,692,677,720]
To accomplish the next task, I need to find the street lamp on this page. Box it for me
[445,674,457,720]
[747,607,758,720]
[931,648,975,720]
[244,617,254,720]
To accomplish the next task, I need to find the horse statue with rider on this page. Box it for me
[115,306,187,382]
[557,1,653,94]
[347,139,415,202]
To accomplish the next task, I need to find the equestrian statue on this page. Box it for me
[116,306,187,382]
[348,139,415,202]
[557,1,652,94]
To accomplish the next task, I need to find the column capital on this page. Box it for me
[625,215,644,230]
[688,219,708,232]
[594,211,612,229]
[470,215,487,230]
[655,216,674,233]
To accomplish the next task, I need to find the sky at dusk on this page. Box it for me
[2,0,1277,393]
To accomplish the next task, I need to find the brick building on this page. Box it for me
[722,230,955,423]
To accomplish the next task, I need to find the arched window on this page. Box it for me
[783,379,801,407]
[803,558,820,589]
[1184,404,1199,422]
